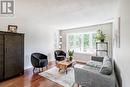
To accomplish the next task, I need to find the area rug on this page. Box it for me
[39,66,75,87]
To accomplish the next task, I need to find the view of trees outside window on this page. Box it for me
[75,35,81,51]
[68,35,74,48]
[68,34,81,52]
[83,34,89,49]
[92,33,96,48]
[67,32,96,53]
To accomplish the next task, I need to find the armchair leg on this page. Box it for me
[55,61,58,64]
[77,84,79,87]
[72,83,79,87]
[33,67,35,73]
[39,68,41,72]
[46,66,48,69]
[42,68,43,71]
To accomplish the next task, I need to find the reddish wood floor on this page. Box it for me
[0,61,72,87]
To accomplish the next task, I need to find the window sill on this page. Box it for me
[74,52,96,56]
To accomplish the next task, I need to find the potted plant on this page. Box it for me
[96,29,106,42]
[68,50,74,61]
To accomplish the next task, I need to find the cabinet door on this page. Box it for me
[0,35,4,80]
[4,34,24,79]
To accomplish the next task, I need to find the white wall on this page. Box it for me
[60,23,113,62]
[113,0,130,87]
[0,0,58,69]
[0,0,118,70]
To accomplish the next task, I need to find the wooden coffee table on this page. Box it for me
[56,60,76,74]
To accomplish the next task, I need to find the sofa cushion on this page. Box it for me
[87,60,103,68]
[99,57,112,75]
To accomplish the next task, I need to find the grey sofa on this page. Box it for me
[74,56,116,87]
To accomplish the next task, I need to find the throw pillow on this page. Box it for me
[99,58,112,75]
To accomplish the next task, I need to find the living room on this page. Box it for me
[0,0,130,87]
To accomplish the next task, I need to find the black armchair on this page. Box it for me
[54,50,66,61]
[31,53,48,72]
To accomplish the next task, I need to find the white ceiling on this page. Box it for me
[33,0,118,29]
[2,0,118,30]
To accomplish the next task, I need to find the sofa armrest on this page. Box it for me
[74,66,115,87]
[91,56,104,62]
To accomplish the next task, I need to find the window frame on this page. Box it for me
[66,32,96,54]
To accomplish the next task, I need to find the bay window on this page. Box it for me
[67,32,96,54]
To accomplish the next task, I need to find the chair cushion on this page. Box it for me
[57,55,65,58]
[39,59,48,67]
[99,57,112,75]
[87,60,103,68]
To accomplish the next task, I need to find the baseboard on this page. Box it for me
[24,66,32,70]
[24,60,55,70]
[76,60,86,64]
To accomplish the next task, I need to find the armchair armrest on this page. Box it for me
[62,52,66,57]
[40,54,47,59]
[31,56,40,67]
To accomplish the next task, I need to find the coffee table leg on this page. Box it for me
[59,69,61,72]
[65,67,67,74]
[72,64,74,68]
[66,69,67,74]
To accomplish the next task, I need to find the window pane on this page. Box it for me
[75,35,80,47]
[68,35,74,42]
[74,35,81,52]
[67,34,81,52]
[67,32,96,53]
[92,33,96,48]
[83,34,89,48]
[68,35,74,49]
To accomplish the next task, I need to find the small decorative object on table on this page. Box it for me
[68,50,74,61]
[96,29,106,42]
[8,25,18,33]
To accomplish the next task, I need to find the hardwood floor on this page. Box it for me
[0,61,66,87]
[0,61,79,87]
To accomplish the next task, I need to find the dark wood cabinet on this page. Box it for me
[0,31,24,81]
